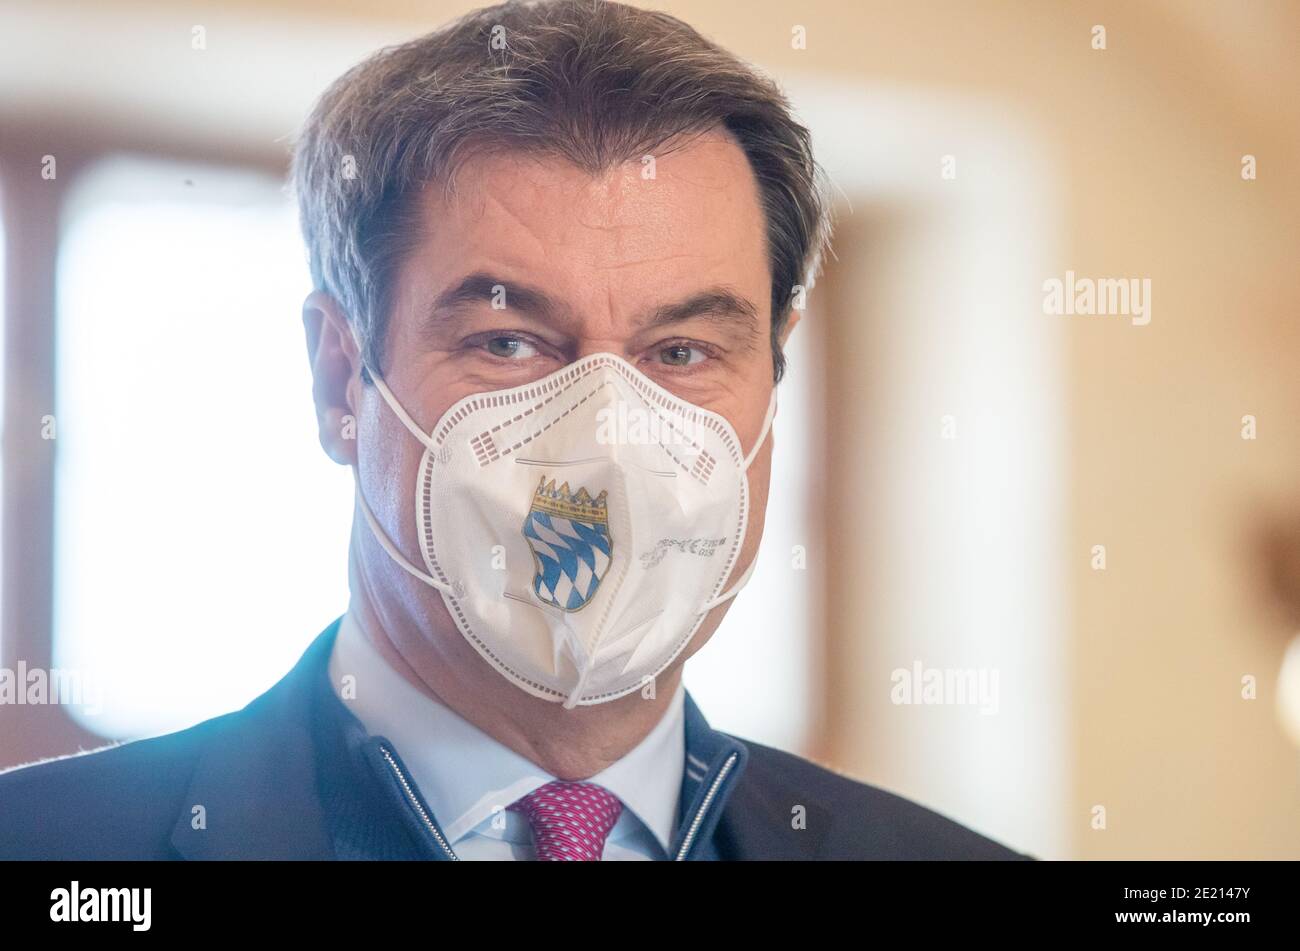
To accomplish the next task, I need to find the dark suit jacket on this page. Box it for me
[0,617,1032,860]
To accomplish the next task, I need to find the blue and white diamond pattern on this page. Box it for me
[524,510,612,611]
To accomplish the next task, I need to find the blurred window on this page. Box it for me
[54,155,353,740]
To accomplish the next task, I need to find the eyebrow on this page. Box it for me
[424,272,762,338]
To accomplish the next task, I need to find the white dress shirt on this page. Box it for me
[327,609,685,860]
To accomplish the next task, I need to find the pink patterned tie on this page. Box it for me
[507,780,624,861]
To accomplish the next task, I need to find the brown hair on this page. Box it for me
[291,0,833,383]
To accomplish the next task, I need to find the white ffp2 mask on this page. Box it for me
[354,351,776,708]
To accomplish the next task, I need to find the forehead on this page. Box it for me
[410,128,770,312]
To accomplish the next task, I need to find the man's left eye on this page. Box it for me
[659,344,705,367]
[484,335,538,359]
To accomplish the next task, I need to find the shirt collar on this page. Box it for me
[328,608,685,854]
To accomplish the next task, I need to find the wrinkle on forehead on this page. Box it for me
[434,130,762,234]
[411,129,769,317]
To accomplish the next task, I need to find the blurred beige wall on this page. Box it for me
[3,0,1297,858]
[643,0,1300,860]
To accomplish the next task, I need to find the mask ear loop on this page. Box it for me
[353,359,456,596]
[349,326,437,451]
[369,374,439,451]
[698,385,778,613]
[741,384,778,472]
[355,481,458,597]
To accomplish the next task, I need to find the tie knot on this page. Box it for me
[506,780,624,861]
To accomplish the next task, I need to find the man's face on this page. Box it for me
[343,126,790,671]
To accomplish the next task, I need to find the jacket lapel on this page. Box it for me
[169,620,343,860]
[678,691,827,860]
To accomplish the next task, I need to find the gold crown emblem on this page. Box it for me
[531,477,609,524]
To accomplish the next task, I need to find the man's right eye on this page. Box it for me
[483,335,539,359]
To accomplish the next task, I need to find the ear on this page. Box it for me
[302,289,362,466]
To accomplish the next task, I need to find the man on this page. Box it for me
[0,0,1029,861]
